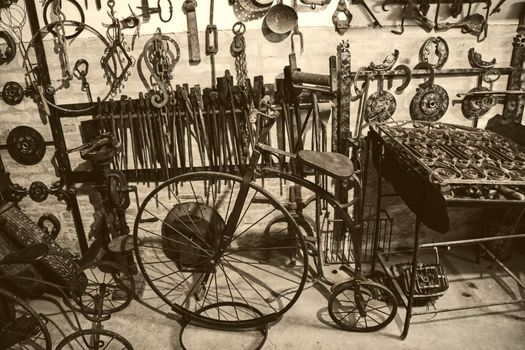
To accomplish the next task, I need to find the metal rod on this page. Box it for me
[413,299,525,316]
[418,234,525,249]
[479,243,525,290]
[24,0,88,253]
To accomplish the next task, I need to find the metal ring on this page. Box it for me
[482,69,501,84]
[232,21,246,35]
[42,0,85,39]
[0,30,16,64]
[24,20,114,114]
[179,302,268,350]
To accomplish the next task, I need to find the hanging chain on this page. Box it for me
[143,28,180,110]
[51,0,72,81]
[230,21,247,88]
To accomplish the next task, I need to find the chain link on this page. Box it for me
[231,21,247,88]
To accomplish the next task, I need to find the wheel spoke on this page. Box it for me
[142,208,212,255]
[230,207,278,244]
[166,186,213,248]
[220,259,278,313]
[136,173,308,326]
[224,255,301,284]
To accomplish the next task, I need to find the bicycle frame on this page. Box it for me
[217,108,365,282]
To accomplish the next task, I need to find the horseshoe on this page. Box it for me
[393,64,412,95]
[413,61,435,90]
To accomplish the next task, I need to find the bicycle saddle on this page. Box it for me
[297,150,354,180]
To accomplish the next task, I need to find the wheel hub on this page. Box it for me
[162,202,225,272]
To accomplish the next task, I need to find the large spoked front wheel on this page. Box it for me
[328,280,397,332]
[133,172,309,329]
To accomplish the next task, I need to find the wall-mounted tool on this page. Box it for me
[391,0,434,34]
[458,50,498,123]
[183,0,201,64]
[231,21,248,88]
[73,59,93,103]
[436,13,488,41]
[140,28,180,108]
[6,126,46,166]
[468,48,496,68]
[43,0,85,39]
[137,0,173,22]
[364,50,400,122]
[300,0,331,9]
[206,0,218,87]
[390,64,412,95]
[101,13,135,96]
[265,0,298,34]
[352,0,382,28]
[332,0,353,34]
[0,31,16,64]
[2,81,25,105]
[419,36,449,69]
[409,62,449,121]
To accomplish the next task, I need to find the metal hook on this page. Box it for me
[414,61,435,89]
[391,4,407,35]
[393,64,412,95]
[351,66,371,101]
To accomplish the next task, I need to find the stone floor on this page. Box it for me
[26,244,525,350]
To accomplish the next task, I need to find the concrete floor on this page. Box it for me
[33,246,525,350]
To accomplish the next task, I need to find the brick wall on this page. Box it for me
[0,2,522,253]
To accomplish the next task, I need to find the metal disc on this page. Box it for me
[29,181,49,202]
[365,91,397,122]
[409,85,449,122]
[264,4,298,34]
[2,81,24,105]
[6,126,46,165]
[461,87,496,120]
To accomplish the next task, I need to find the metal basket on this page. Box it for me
[392,248,449,305]
[323,207,393,264]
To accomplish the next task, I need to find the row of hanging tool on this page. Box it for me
[92,71,331,184]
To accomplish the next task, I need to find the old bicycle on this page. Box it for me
[133,96,397,332]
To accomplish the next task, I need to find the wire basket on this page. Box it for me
[323,207,393,264]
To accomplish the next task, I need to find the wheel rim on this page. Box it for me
[71,261,134,320]
[55,329,133,350]
[133,172,309,328]
[0,289,51,350]
[328,281,397,332]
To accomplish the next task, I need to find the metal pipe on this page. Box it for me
[413,299,525,316]
[418,234,525,249]
[479,243,525,289]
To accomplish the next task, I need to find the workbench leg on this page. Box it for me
[370,140,382,273]
[401,212,422,340]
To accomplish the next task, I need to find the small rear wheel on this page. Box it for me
[328,280,397,332]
